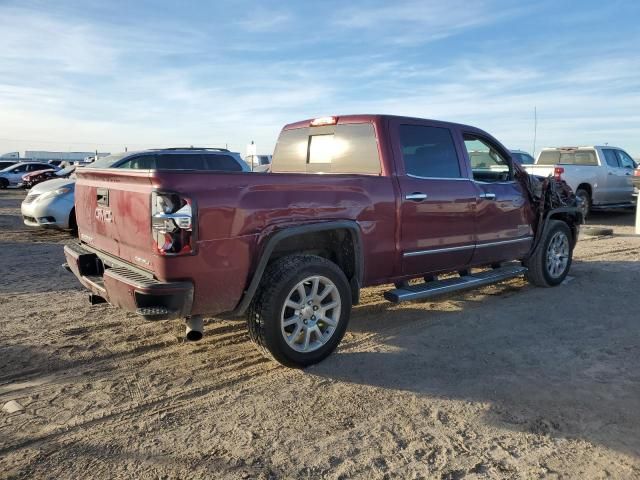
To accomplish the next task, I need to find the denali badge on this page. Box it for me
[95,207,113,223]
[134,256,152,267]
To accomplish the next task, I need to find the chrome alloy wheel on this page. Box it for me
[546,231,570,278]
[280,275,341,353]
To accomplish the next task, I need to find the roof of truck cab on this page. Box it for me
[282,114,482,131]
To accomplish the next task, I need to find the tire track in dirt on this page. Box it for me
[0,358,279,456]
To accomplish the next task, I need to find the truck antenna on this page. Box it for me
[532,106,537,157]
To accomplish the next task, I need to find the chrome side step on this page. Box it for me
[384,265,527,303]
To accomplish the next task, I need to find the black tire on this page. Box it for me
[247,254,352,367]
[575,188,590,219]
[68,208,78,237]
[0,178,8,189]
[525,220,573,287]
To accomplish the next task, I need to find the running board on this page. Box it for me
[384,265,528,303]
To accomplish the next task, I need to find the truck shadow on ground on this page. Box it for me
[311,259,640,458]
[586,209,635,227]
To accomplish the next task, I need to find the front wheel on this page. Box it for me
[525,220,573,287]
[247,255,352,367]
[0,178,8,189]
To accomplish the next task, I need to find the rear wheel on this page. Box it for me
[575,188,590,219]
[525,220,573,287]
[247,255,351,367]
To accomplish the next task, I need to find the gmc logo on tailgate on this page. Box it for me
[95,207,113,223]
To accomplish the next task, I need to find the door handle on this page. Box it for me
[479,192,496,200]
[405,192,428,201]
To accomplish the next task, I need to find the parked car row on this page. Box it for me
[18,148,249,234]
[0,161,60,188]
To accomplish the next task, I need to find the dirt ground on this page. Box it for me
[1,188,639,480]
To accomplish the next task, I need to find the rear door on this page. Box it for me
[601,148,630,203]
[614,149,636,202]
[460,133,534,265]
[391,119,477,276]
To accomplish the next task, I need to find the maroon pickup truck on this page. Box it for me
[64,115,581,367]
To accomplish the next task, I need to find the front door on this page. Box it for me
[391,119,478,277]
[460,133,534,265]
[601,148,630,203]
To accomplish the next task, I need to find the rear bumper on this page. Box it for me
[64,243,193,320]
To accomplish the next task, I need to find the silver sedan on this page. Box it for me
[21,178,76,230]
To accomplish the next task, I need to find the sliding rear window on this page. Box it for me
[272,123,381,174]
[537,150,597,166]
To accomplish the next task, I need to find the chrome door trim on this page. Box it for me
[404,244,475,257]
[476,236,533,248]
[403,236,533,257]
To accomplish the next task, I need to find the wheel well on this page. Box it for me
[547,213,578,247]
[576,183,591,198]
[269,229,357,282]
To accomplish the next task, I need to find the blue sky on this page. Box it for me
[0,0,639,157]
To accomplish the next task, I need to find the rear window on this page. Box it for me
[272,123,381,174]
[537,150,598,166]
[116,153,243,171]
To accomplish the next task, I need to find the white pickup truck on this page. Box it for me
[523,146,637,216]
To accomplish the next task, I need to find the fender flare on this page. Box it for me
[233,220,364,316]
[529,206,583,256]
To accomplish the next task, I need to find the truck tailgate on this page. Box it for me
[75,169,155,272]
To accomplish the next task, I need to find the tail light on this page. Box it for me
[634,169,640,177]
[554,167,564,179]
[151,191,194,256]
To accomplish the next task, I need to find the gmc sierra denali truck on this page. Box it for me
[64,115,581,367]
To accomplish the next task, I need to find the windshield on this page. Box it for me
[56,166,76,176]
[86,153,129,169]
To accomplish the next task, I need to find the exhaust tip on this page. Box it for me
[185,316,204,342]
[186,330,203,342]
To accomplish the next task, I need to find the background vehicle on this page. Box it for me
[64,115,580,367]
[88,147,250,172]
[510,149,535,165]
[22,178,76,231]
[0,160,19,170]
[21,166,76,189]
[247,154,272,172]
[0,162,59,189]
[523,146,637,217]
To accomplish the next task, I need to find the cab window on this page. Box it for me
[463,135,512,182]
[602,149,620,168]
[616,150,636,169]
[399,125,462,178]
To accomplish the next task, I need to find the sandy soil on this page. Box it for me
[1,188,639,479]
